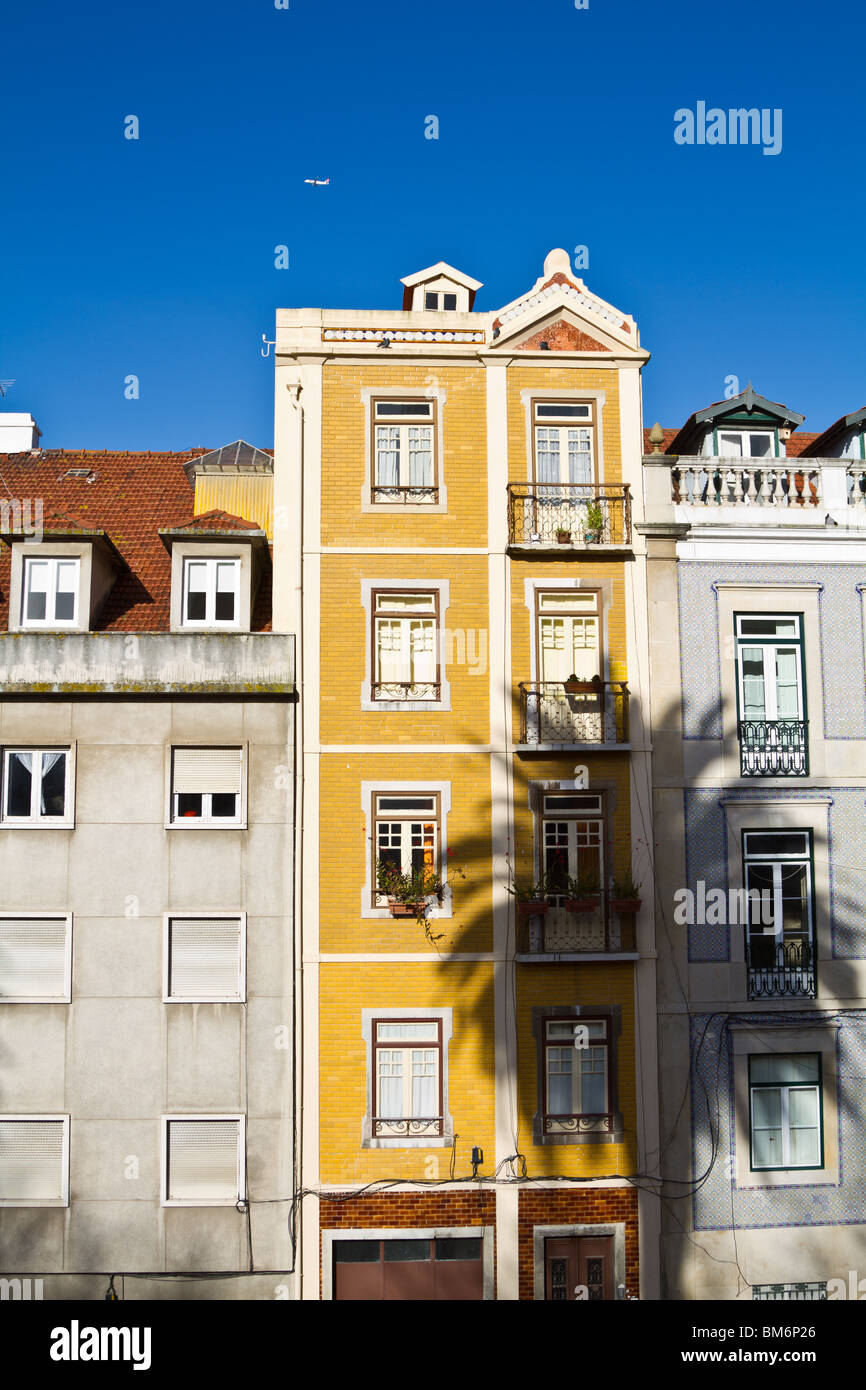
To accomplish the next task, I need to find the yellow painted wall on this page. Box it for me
[321,363,487,548]
[194,474,273,538]
[319,554,490,746]
[319,962,495,1184]
[319,752,493,955]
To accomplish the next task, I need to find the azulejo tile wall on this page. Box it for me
[691,1011,866,1231]
[678,563,866,741]
[684,788,866,961]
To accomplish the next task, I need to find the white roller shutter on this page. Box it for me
[0,918,69,999]
[0,1119,66,1200]
[167,1119,240,1201]
[172,748,242,795]
[168,918,242,999]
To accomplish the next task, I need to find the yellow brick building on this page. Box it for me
[274,249,659,1300]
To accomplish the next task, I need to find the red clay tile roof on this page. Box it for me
[0,449,271,632]
[161,509,264,535]
[643,426,819,458]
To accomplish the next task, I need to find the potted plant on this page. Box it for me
[563,671,602,697]
[376,856,464,922]
[583,500,604,542]
[507,876,551,918]
[563,869,601,914]
[610,871,642,913]
[555,527,572,544]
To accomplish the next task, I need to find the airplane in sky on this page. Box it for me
[303,178,330,186]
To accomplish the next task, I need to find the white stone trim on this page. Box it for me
[360,779,452,920]
[532,1222,627,1300]
[360,1007,454,1148]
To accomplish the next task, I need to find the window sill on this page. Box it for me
[164,820,247,831]
[1,820,74,830]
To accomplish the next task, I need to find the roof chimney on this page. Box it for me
[0,413,42,453]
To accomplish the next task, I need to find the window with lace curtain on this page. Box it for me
[371,399,437,503]
[371,591,440,701]
[1,749,71,824]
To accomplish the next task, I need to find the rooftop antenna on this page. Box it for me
[0,380,15,398]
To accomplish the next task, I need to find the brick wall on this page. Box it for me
[518,1186,639,1300]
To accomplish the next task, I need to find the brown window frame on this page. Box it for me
[371,1016,444,1139]
[370,397,439,503]
[541,1014,612,1134]
[531,397,598,487]
[370,588,441,702]
[540,791,605,897]
[371,790,441,909]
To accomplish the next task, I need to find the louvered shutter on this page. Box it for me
[168,918,242,999]
[167,1120,240,1200]
[172,748,242,795]
[0,918,69,999]
[0,1120,65,1199]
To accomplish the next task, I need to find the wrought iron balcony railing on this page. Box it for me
[543,1112,616,1136]
[519,680,629,746]
[738,719,808,776]
[507,483,632,547]
[373,1116,443,1138]
[747,939,816,999]
[371,485,439,505]
[518,900,636,956]
[371,681,441,702]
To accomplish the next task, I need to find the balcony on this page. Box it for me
[672,461,822,508]
[643,454,866,529]
[517,901,636,957]
[507,483,632,550]
[738,720,808,777]
[747,939,816,999]
[518,680,629,747]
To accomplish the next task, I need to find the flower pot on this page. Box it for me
[564,678,596,695]
[564,897,599,913]
[388,899,425,918]
[584,530,601,544]
[516,898,548,918]
[555,531,572,544]
[610,898,641,914]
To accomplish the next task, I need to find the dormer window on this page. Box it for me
[425,292,458,311]
[717,430,775,459]
[22,557,80,628]
[182,557,241,628]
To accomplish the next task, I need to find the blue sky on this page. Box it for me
[1,0,864,449]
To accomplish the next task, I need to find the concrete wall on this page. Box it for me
[0,694,295,1298]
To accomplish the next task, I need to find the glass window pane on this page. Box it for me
[176,792,203,818]
[752,1087,782,1126]
[442,293,457,310]
[210,793,237,818]
[376,402,432,417]
[214,563,236,621]
[738,617,800,638]
[334,1240,380,1263]
[25,560,49,620]
[536,403,591,419]
[435,1238,482,1261]
[788,1087,819,1128]
[752,1054,820,1085]
[753,1127,783,1166]
[719,432,744,456]
[40,754,66,817]
[424,293,438,309]
[54,561,77,620]
[745,833,809,858]
[376,593,436,613]
[376,1023,438,1041]
[376,797,436,813]
[7,752,33,816]
[384,1239,429,1262]
[750,434,772,457]
[186,561,207,620]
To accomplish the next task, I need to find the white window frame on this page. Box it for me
[161,1114,245,1207]
[749,1055,822,1170]
[162,912,246,1003]
[716,428,776,459]
[21,556,81,629]
[1,747,74,827]
[0,1114,70,1207]
[165,745,247,830]
[735,613,805,723]
[181,556,242,630]
[0,912,73,1003]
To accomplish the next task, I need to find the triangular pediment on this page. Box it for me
[511,316,609,353]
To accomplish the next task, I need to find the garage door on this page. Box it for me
[333,1236,484,1300]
